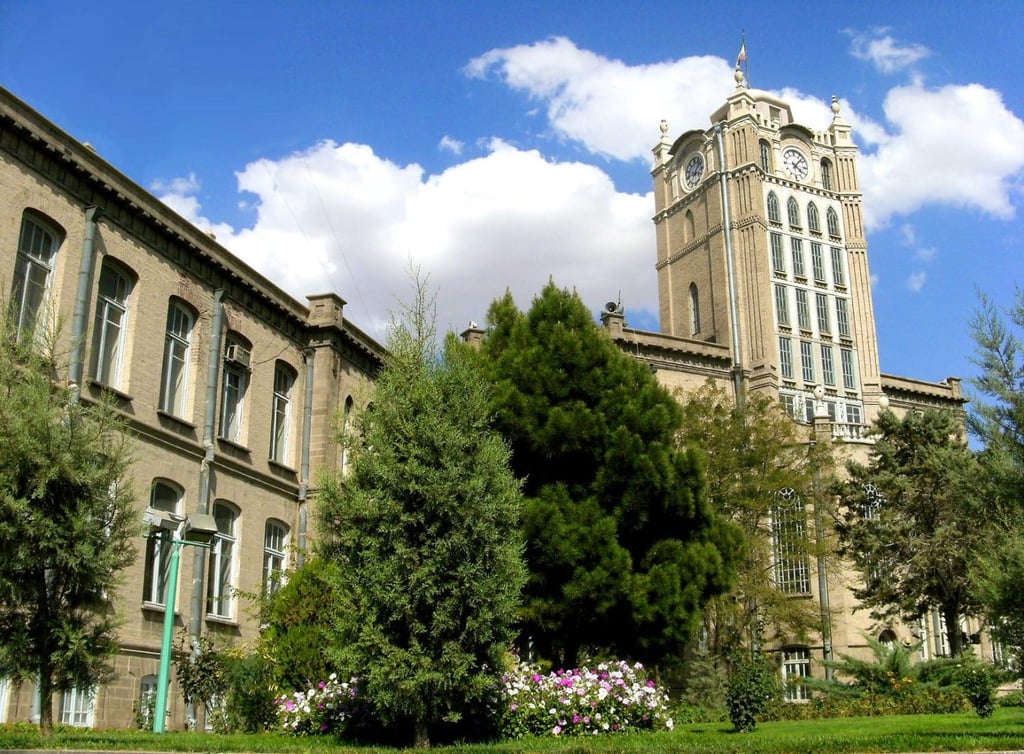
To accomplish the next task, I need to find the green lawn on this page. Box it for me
[2,708,1023,753]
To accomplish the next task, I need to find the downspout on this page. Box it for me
[296,347,315,567]
[714,124,745,410]
[809,436,834,680]
[187,289,224,728]
[68,206,101,403]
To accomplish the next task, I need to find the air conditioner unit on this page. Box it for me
[225,344,251,368]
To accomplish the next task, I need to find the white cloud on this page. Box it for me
[466,36,734,162]
[157,139,654,341]
[849,28,930,74]
[859,81,1024,227]
[439,135,463,155]
[914,247,937,263]
[907,272,927,292]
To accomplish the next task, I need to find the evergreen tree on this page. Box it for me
[0,325,136,734]
[316,277,525,748]
[836,408,987,656]
[677,381,825,658]
[474,282,741,668]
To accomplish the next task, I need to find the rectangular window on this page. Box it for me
[771,492,811,594]
[782,649,812,702]
[12,216,60,343]
[821,344,836,386]
[60,687,96,727]
[92,264,132,389]
[271,364,295,465]
[774,284,790,326]
[811,242,826,282]
[847,402,863,426]
[779,337,794,380]
[220,360,248,444]
[800,341,815,383]
[841,348,857,390]
[771,233,785,275]
[143,482,180,605]
[263,521,289,597]
[791,238,805,277]
[160,303,193,417]
[836,297,851,338]
[816,293,831,334]
[796,289,811,330]
[207,502,237,619]
[780,393,796,418]
[831,247,846,287]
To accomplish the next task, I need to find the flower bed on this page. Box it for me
[275,674,359,735]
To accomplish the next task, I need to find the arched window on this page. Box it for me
[689,283,701,335]
[160,299,196,417]
[207,501,238,618]
[271,362,297,465]
[787,197,801,229]
[759,139,772,172]
[807,202,820,233]
[821,158,834,191]
[771,488,810,594]
[263,520,289,597]
[220,333,252,444]
[143,480,182,605]
[91,260,135,390]
[826,207,841,237]
[12,211,63,343]
[767,192,781,224]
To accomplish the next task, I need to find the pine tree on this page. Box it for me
[316,276,525,747]
[0,324,136,734]
[474,282,741,669]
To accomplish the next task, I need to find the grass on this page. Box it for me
[2,708,1023,753]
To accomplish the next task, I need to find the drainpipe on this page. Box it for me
[714,124,745,410]
[296,348,315,567]
[68,206,101,403]
[809,436,834,681]
[187,289,224,728]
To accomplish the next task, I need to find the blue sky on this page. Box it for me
[2,1,1022,394]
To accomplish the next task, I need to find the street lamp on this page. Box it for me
[143,508,218,733]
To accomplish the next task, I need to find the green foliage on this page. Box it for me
[836,408,988,656]
[0,319,136,733]
[774,686,969,719]
[813,636,921,698]
[175,634,228,729]
[953,657,997,718]
[223,653,279,732]
[315,272,526,747]
[725,652,782,732]
[677,382,823,657]
[474,282,741,668]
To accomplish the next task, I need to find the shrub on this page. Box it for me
[499,659,673,738]
[725,652,781,732]
[224,653,278,732]
[954,657,997,718]
[275,674,360,735]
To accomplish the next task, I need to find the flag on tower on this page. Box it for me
[736,40,747,66]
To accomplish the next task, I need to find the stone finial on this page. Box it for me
[660,119,669,136]
[734,64,745,88]
[831,95,841,117]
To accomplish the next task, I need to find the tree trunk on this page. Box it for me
[943,604,964,656]
[38,666,53,736]
[413,717,430,748]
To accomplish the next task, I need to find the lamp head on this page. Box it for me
[183,512,219,545]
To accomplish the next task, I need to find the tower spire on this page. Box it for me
[735,32,748,88]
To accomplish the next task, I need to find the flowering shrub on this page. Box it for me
[499,659,673,738]
[275,674,359,735]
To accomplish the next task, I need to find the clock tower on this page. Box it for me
[650,66,884,427]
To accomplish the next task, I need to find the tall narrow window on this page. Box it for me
[12,214,62,343]
[767,192,781,224]
[341,396,354,477]
[782,648,812,701]
[787,197,801,229]
[795,289,811,330]
[800,340,815,383]
[821,344,836,386]
[821,159,833,191]
[831,247,846,287]
[91,262,133,389]
[137,675,158,730]
[689,282,701,334]
[220,337,250,444]
[143,481,182,605]
[827,208,841,238]
[771,233,786,275]
[807,202,821,234]
[779,337,794,380]
[60,687,96,727]
[811,243,826,282]
[771,489,811,594]
[836,298,851,337]
[271,363,295,465]
[791,238,805,277]
[160,301,194,417]
[759,139,772,172]
[207,501,237,619]
[841,348,857,389]
[816,293,831,333]
[263,520,289,597]
[774,284,790,327]
[684,210,695,243]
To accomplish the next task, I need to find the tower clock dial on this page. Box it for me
[782,147,809,181]
[684,153,705,189]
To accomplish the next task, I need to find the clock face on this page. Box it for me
[782,147,809,181]
[684,154,704,189]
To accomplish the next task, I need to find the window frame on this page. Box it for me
[159,300,195,417]
[826,207,841,238]
[142,480,182,606]
[60,686,96,727]
[800,340,815,383]
[779,336,794,380]
[841,347,857,389]
[270,362,296,465]
[787,197,801,229]
[770,233,786,275]
[206,501,238,620]
[782,648,812,701]
[689,282,701,335]
[821,343,836,386]
[791,238,805,278]
[91,260,133,389]
[767,192,781,224]
[807,203,821,234]
[12,213,62,344]
[816,292,831,334]
[771,489,811,595]
[263,519,289,597]
[219,336,251,444]
[795,288,811,330]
